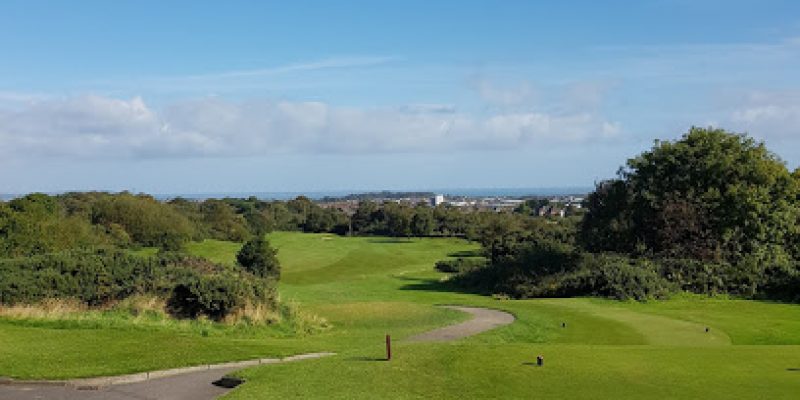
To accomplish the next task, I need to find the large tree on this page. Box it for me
[411,205,435,237]
[581,127,799,269]
[384,202,413,238]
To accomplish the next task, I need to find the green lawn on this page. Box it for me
[230,232,800,399]
[185,239,243,267]
[2,232,800,399]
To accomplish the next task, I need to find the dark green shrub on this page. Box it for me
[553,254,675,300]
[0,249,278,320]
[91,193,195,250]
[435,257,486,273]
[167,272,256,320]
[0,249,171,305]
[237,237,280,279]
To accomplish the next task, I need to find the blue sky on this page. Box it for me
[1,1,799,194]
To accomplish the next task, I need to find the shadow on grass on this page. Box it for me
[521,362,543,367]
[367,238,415,244]
[395,275,487,297]
[787,368,800,372]
[347,356,389,362]
[447,250,483,258]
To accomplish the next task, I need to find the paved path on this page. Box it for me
[0,307,513,399]
[407,306,515,342]
[0,367,238,400]
[0,353,334,400]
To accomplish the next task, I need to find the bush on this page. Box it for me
[434,257,486,273]
[450,251,675,301]
[544,254,675,300]
[0,249,278,321]
[0,248,167,306]
[91,193,195,250]
[237,237,280,280]
[167,272,274,321]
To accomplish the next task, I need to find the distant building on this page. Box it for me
[430,194,445,207]
[537,206,565,218]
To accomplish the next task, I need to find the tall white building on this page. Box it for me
[430,194,445,207]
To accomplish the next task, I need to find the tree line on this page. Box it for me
[6,126,795,305]
[450,127,800,301]
[0,192,285,320]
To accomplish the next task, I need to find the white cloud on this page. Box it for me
[729,91,800,140]
[0,94,620,159]
[469,77,536,107]
[0,91,53,110]
[561,81,616,111]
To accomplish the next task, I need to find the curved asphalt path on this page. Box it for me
[407,306,515,342]
[0,367,238,400]
[0,306,512,399]
[0,353,335,400]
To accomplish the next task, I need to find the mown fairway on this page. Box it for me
[233,233,800,399]
[2,232,800,399]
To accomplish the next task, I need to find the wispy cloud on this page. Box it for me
[728,90,800,141]
[468,76,536,107]
[0,91,53,109]
[173,55,400,81]
[587,37,800,83]
[79,55,401,94]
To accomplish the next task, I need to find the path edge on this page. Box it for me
[405,305,516,342]
[0,352,336,389]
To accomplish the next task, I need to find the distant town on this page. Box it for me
[318,191,588,218]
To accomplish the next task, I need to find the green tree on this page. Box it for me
[581,126,799,273]
[304,207,335,233]
[92,193,194,250]
[384,203,413,238]
[411,205,435,236]
[433,205,467,236]
[244,209,274,236]
[352,201,379,234]
[1,193,103,257]
[579,180,635,253]
[236,236,281,280]
[200,200,251,241]
[287,196,314,229]
[478,213,522,264]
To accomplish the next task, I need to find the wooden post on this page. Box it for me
[386,334,392,361]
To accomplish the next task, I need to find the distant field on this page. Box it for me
[185,239,243,266]
[2,232,800,398]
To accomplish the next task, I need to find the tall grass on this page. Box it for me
[0,295,329,337]
[0,298,87,319]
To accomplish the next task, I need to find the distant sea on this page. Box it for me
[155,187,593,200]
[1,187,593,201]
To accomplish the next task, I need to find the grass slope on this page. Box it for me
[2,232,800,399]
[227,233,800,399]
